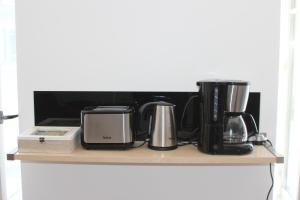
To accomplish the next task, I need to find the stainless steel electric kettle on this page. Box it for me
[139,101,177,150]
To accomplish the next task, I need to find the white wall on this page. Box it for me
[16,0,281,199]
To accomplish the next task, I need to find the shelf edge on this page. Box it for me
[7,148,18,161]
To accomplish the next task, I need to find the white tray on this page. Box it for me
[18,126,80,153]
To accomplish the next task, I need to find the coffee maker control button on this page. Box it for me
[213,88,219,121]
[213,113,217,121]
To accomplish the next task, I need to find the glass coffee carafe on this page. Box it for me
[223,113,258,144]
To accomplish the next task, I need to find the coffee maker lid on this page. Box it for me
[196,79,250,86]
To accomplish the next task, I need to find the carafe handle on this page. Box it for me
[241,113,259,137]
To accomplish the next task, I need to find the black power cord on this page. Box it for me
[265,139,274,200]
[177,141,198,147]
[266,163,274,200]
[131,140,148,149]
[180,95,199,130]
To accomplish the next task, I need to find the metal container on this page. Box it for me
[139,101,177,150]
[81,106,134,149]
[226,83,250,112]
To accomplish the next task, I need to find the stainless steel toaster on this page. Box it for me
[81,106,134,149]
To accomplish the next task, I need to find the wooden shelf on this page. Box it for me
[7,143,284,166]
[7,145,284,165]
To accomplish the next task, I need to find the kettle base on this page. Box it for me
[148,145,177,151]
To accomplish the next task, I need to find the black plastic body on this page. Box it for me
[197,82,227,154]
[221,143,254,155]
[148,145,178,151]
[81,141,135,150]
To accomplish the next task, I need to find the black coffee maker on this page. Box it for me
[197,80,258,155]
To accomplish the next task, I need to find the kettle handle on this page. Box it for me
[139,102,159,117]
[138,101,162,134]
[242,113,259,137]
[138,101,175,134]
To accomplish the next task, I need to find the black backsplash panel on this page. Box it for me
[34,91,260,140]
